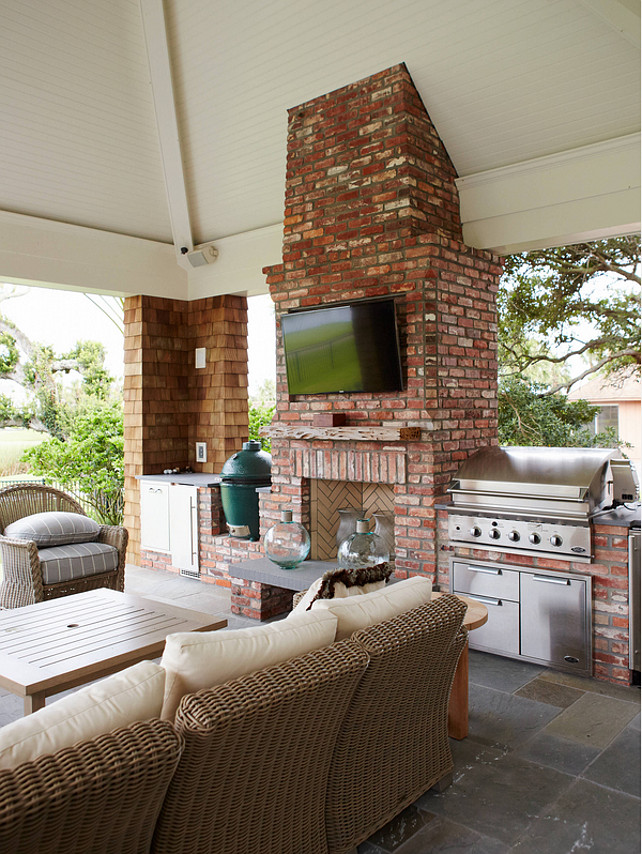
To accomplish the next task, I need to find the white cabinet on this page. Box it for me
[451,558,591,676]
[140,482,170,552]
[139,481,199,577]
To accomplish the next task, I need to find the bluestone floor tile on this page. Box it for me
[514,676,585,708]
[544,691,640,748]
[468,650,544,693]
[537,668,641,704]
[581,726,641,797]
[515,730,600,776]
[393,812,510,854]
[419,746,573,845]
[511,778,640,854]
[468,683,560,748]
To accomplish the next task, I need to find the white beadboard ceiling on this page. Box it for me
[0,0,639,298]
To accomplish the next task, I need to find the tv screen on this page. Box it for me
[281,298,403,395]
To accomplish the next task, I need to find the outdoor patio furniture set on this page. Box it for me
[0,571,467,854]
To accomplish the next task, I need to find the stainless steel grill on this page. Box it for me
[447,446,639,562]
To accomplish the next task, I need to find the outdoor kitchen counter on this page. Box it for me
[591,503,640,528]
[136,473,222,487]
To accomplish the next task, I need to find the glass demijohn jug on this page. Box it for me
[337,518,390,570]
[264,510,311,569]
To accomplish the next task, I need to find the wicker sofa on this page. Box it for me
[0,590,466,854]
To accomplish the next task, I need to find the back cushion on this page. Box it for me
[160,609,338,720]
[5,511,99,546]
[0,661,166,770]
[311,576,433,640]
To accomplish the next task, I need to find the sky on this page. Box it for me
[0,284,276,399]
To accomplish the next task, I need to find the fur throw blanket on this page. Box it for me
[305,563,393,610]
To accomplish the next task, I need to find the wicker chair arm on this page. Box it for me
[96,525,128,593]
[292,589,307,608]
[0,534,44,606]
[0,719,182,854]
[97,524,129,552]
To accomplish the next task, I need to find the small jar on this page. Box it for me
[264,510,311,569]
[337,519,390,570]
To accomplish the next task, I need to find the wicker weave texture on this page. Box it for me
[0,484,127,608]
[0,719,182,854]
[325,594,467,853]
[152,640,369,854]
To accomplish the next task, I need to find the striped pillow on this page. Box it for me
[5,511,100,547]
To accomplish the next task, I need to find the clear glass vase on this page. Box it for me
[335,507,362,552]
[264,510,311,569]
[337,519,390,570]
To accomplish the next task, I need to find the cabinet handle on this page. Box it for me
[532,575,570,586]
[190,497,196,561]
[465,593,503,607]
[467,566,501,575]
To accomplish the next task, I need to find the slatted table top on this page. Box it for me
[0,588,226,711]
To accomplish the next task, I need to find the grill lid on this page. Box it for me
[448,446,627,518]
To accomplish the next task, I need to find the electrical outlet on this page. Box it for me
[196,442,207,463]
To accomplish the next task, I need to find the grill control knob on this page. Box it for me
[550,534,563,547]
[507,530,520,542]
[469,526,482,538]
[529,533,541,545]
[489,529,501,540]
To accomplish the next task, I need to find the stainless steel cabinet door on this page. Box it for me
[520,572,591,673]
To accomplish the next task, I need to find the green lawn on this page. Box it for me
[0,428,47,478]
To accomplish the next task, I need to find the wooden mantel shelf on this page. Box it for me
[260,423,421,442]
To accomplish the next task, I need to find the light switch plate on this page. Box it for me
[196,442,207,463]
[195,347,206,369]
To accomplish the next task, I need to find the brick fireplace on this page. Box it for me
[258,63,502,587]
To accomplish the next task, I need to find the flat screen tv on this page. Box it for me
[281,298,403,395]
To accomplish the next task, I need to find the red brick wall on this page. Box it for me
[262,64,502,581]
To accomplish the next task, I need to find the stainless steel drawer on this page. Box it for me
[452,561,520,601]
[458,594,520,656]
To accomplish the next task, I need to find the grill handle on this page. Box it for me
[465,565,502,576]
[464,593,503,607]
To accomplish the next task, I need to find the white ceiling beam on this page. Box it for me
[456,134,641,254]
[139,0,194,267]
[0,211,187,298]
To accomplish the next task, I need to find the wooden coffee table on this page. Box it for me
[431,591,488,739]
[0,588,227,714]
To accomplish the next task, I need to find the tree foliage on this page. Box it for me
[23,403,124,525]
[497,378,620,448]
[500,236,640,393]
[249,379,275,452]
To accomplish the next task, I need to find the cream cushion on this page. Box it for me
[160,608,338,720]
[0,660,166,771]
[289,577,387,616]
[310,576,433,640]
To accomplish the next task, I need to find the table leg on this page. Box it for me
[448,640,469,740]
[24,692,46,715]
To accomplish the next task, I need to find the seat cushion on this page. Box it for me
[159,608,338,720]
[0,661,166,771]
[289,562,392,615]
[310,575,434,640]
[38,541,119,584]
[5,511,99,547]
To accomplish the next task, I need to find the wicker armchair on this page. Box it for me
[0,484,127,609]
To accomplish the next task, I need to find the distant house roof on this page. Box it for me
[568,372,641,404]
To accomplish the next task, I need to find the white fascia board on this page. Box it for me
[456,134,641,254]
[186,224,283,299]
[0,210,187,298]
